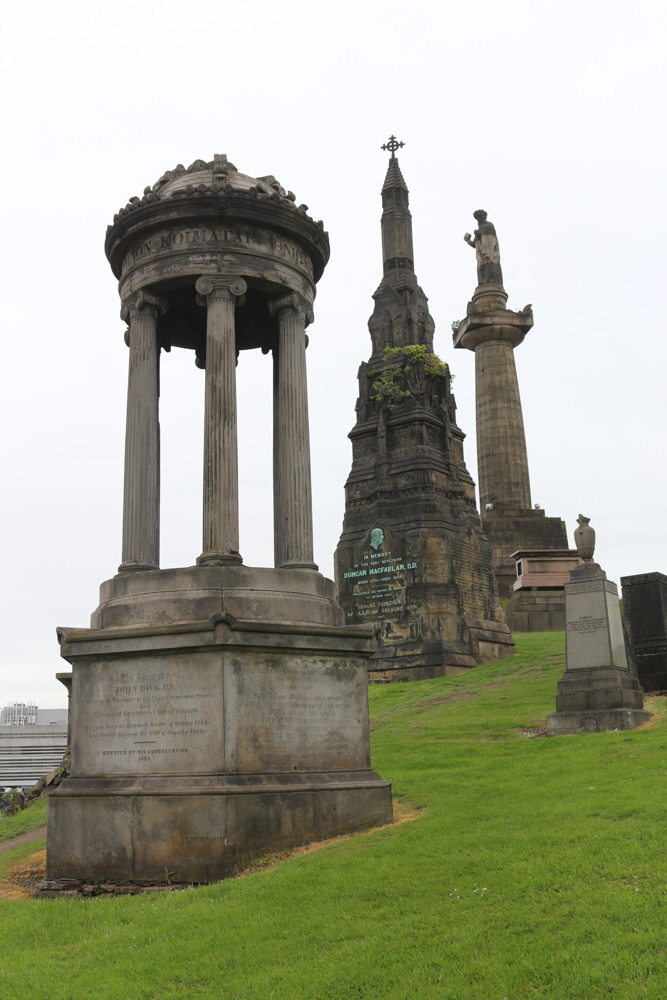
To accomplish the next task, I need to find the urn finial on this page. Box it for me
[574,514,596,561]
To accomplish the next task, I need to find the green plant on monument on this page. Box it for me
[370,345,452,409]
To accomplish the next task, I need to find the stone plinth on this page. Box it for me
[48,567,392,884]
[547,563,651,734]
[504,549,582,632]
[621,572,667,691]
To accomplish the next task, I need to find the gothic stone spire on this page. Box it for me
[370,139,432,358]
[380,141,414,276]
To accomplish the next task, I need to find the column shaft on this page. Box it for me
[272,345,284,568]
[272,296,317,570]
[474,339,531,510]
[119,291,166,573]
[197,276,246,565]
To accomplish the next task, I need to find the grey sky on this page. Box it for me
[1,0,665,705]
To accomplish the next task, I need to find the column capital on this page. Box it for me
[195,276,247,301]
[120,289,168,324]
[269,292,314,327]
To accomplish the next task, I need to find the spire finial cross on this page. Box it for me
[381,135,404,159]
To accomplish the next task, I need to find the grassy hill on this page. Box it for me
[2,631,666,999]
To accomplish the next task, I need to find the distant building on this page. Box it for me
[0,701,68,789]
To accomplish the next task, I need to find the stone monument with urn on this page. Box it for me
[45,154,392,889]
[334,140,513,681]
[547,516,650,734]
[453,212,570,600]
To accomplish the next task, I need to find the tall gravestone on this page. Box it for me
[334,140,513,682]
[547,517,650,734]
[621,572,667,692]
[45,154,392,888]
[453,212,569,598]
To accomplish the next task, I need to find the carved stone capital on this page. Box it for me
[195,276,247,302]
[120,289,168,323]
[268,293,314,327]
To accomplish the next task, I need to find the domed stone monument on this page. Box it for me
[46,155,392,889]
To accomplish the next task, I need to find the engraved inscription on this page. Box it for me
[568,615,607,635]
[121,225,314,277]
[73,654,223,776]
[343,547,418,622]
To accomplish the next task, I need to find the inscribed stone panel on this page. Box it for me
[72,652,223,776]
[223,651,369,773]
[566,585,611,669]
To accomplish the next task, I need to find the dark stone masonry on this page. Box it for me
[621,572,667,692]
[335,142,513,681]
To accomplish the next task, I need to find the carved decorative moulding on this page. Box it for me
[107,153,323,232]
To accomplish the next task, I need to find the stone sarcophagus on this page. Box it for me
[46,155,392,887]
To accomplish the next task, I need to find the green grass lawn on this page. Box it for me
[0,795,47,843]
[2,632,667,999]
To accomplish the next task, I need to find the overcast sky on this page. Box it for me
[1,1,665,706]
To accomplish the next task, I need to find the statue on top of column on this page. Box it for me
[464,210,503,286]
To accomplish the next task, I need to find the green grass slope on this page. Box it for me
[2,632,667,1000]
[0,795,47,843]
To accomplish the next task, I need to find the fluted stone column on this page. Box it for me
[196,276,247,566]
[474,335,531,510]
[272,344,283,568]
[118,290,167,573]
[269,294,317,570]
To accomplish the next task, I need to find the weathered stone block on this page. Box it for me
[547,564,651,735]
[48,569,392,884]
[621,572,667,691]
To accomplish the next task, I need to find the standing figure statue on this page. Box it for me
[464,210,503,286]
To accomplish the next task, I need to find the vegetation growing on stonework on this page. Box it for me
[371,345,452,408]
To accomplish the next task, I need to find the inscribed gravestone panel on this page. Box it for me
[565,582,611,669]
[338,525,419,626]
[72,652,224,776]
[223,651,370,773]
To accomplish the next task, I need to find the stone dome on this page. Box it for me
[109,153,315,228]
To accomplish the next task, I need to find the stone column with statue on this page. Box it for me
[453,210,569,603]
[44,153,392,893]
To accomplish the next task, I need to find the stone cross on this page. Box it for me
[381,135,404,159]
